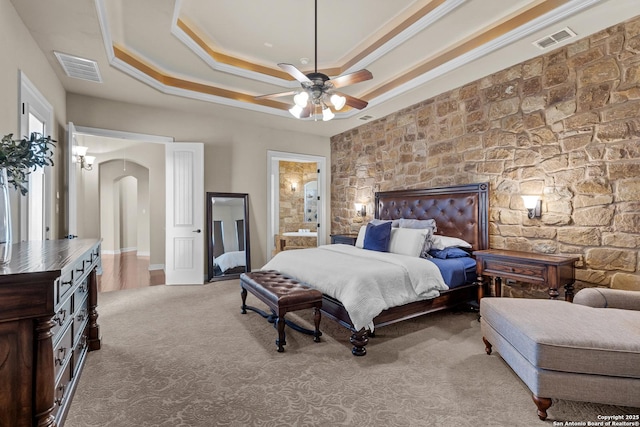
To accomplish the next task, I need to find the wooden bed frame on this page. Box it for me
[322,182,489,356]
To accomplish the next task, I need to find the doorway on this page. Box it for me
[266,151,327,261]
[71,126,171,291]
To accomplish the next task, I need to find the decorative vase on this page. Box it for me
[0,168,12,265]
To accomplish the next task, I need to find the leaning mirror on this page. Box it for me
[207,192,250,281]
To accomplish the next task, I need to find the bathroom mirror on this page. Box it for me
[207,192,250,281]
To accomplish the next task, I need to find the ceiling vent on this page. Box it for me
[533,27,577,50]
[54,52,103,83]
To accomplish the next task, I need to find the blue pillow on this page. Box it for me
[363,221,392,252]
[429,247,470,259]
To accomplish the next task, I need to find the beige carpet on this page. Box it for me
[65,280,637,426]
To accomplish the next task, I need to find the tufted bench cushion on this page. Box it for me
[240,270,322,352]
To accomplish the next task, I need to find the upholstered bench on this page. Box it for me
[240,270,322,352]
[480,288,640,420]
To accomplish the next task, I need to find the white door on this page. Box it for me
[165,143,204,285]
[66,122,78,238]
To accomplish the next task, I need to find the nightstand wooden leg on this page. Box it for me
[494,277,502,297]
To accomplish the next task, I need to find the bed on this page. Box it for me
[262,182,489,355]
[214,250,246,274]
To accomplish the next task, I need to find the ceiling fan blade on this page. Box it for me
[329,69,373,89]
[342,93,369,110]
[300,105,312,118]
[254,90,296,100]
[278,63,312,84]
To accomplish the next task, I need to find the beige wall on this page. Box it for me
[331,15,640,293]
[1,0,67,239]
[67,94,331,269]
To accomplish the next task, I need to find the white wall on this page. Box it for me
[0,0,67,239]
[66,94,331,270]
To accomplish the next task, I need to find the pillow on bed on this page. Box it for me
[429,247,470,259]
[431,235,472,250]
[388,227,431,257]
[398,218,437,231]
[354,225,367,248]
[363,221,392,252]
[370,219,400,227]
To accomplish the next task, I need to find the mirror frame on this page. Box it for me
[206,192,251,281]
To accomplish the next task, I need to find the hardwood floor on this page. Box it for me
[98,252,165,293]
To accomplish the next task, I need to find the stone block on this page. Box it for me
[615,213,640,233]
[574,178,612,194]
[540,154,569,172]
[541,213,571,226]
[573,194,614,208]
[578,58,620,85]
[601,101,640,122]
[521,95,546,113]
[568,47,604,68]
[577,83,611,111]
[488,98,520,120]
[522,77,541,96]
[557,227,600,245]
[573,205,615,226]
[560,134,592,151]
[543,64,570,87]
[565,112,599,129]
[521,226,556,239]
[549,84,576,105]
[575,269,609,285]
[608,162,640,179]
[602,232,640,248]
[585,248,636,272]
[532,241,557,254]
[611,273,640,291]
[545,100,576,124]
[522,58,543,79]
[617,178,640,201]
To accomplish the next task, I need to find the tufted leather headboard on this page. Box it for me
[376,183,489,251]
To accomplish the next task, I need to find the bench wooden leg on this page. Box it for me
[240,287,247,314]
[276,315,286,352]
[313,307,321,343]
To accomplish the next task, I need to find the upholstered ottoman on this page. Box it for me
[480,288,640,420]
[240,271,322,352]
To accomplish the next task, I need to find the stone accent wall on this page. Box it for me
[330,16,640,293]
[279,161,318,234]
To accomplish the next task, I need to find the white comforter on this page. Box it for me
[261,244,448,331]
[215,251,245,272]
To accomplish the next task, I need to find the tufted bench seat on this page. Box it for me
[240,270,322,352]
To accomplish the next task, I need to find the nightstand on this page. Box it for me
[473,249,579,301]
[330,234,358,245]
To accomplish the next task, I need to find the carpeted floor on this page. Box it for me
[65,280,638,426]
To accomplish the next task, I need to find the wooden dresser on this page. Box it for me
[0,239,101,427]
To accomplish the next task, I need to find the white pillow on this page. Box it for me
[398,218,437,231]
[388,228,429,257]
[431,235,472,250]
[354,225,367,248]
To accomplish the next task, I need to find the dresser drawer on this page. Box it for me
[73,297,89,345]
[51,295,73,342]
[53,324,73,382]
[57,270,74,303]
[483,259,546,282]
[51,359,73,423]
[72,332,89,377]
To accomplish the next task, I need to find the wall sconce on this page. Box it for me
[521,195,541,219]
[354,203,367,217]
[74,145,95,171]
[291,182,297,192]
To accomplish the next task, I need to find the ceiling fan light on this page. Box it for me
[322,106,335,121]
[289,104,304,118]
[293,91,309,107]
[330,94,346,110]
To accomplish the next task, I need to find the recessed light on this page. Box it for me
[264,42,273,48]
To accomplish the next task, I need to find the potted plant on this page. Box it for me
[0,132,56,264]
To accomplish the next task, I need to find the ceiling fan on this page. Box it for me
[255,0,373,121]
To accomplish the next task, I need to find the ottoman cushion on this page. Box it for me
[480,297,640,378]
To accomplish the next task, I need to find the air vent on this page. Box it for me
[359,115,374,121]
[54,52,103,83]
[533,27,577,50]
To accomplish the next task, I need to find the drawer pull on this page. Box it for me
[78,284,88,293]
[76,263,85,274]
[53,309,67,326]
[62,279,73,287]
[55,383,67,406]
[76,309,87,322]
[54,347,67,366]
